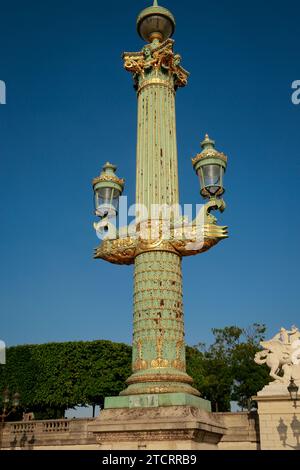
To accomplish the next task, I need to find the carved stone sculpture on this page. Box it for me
[254,326,300,385]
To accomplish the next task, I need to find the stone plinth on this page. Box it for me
[254,385,300,450]
[88,406,226,450]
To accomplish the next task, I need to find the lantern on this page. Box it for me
[92,162,124,218]
[137,0,175,43]
[192,134,227,199]
[288,378,299,403]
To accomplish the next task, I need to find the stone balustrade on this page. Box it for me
[0,418,96,450]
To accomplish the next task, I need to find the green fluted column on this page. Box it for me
[136,72,179,209]
[121,51,199,397]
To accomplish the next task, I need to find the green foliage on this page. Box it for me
[231,325,270,409]
[187,323,270,412]
[0,340,131,418]
[186,346,206,392]
[0,325,270,418]
[186,344,231,411]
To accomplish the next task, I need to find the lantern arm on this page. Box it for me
[93,218,137,265]
[94,234,138,265]
[168,198,228,258]
[205,197,226,215]
[202,197,226,224]
[93,199,228,264]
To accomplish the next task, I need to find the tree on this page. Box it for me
[0,340,131,419]
[0,326,270,418]
[231,324,269,409]
[186,345,206,392]
[188,324,270,411]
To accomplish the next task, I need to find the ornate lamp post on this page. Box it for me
[92,1,228,405]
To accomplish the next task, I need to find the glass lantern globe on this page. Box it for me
[137,1,175,43]
[94,186,121,218]
[192,134,227,199]
[198,164,224,197]
[92,162,124,218]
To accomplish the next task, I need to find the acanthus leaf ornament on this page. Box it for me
[123,39,189,91]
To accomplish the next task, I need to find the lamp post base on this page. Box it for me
[104,392,211,411]
[88,404,226,450]
[120,368,200,397]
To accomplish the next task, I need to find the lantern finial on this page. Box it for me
[201,134,215,149]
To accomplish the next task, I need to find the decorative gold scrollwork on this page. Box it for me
[172,339,185,371]
[151,335,170,369]
[133,338,148,371]
[123,39,189,91]
[94,200,228,264]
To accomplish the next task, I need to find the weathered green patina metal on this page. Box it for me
[92,2,228,407]
[120,31,199,397]
[105,393,211,411]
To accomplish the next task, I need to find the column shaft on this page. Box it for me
[122,69,198,396]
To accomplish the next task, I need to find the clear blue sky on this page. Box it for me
[0,0,299,348]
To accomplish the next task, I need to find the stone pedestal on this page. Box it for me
[89,404,226,450]
[254,384,300,450]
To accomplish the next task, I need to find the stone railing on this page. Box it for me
[0,411,261,450]
[43,420,70,433]
[0,418,96,450]
[11,422,36,434]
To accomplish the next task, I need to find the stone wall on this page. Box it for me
[0,411,260,451]
[255,396,300,450]
[216,412,260,450]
